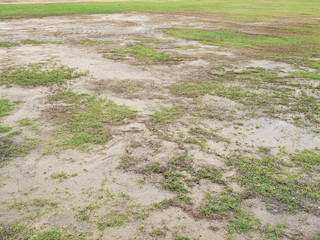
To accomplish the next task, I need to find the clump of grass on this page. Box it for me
[9,198,58,210]
[97,204,149,230]
[154,194,192,209]
[110,44,180,62]
[170,81,217,98]
[291,71,320,81]
[201,189,243,219]
[0,223,34,240]
[50,91,137,149]
[0,41,20,47]
[161,170,189,193]
[18,118,34,127]
[194,167,223,183]
[228,149,320,212]
[0,99,38,166]
[50,171,77,182]
[0,223,87,240]
[0,99,14,117]
[20,39,45,45]
[149,105,187,127]
[0,63,86,87]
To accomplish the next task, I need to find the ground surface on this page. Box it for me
[0,3,320,240]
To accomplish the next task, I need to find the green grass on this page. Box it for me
[1,0,320,21]
[50,171,77,182]
[227,149,320,212]
[194,167,223,184]
[170,69,320,126]
[0,39,62,47]
[161,170,189,193]
[0,223,87,240]
[201,189,243,219]
[201,189,288,239]
[50,91,137,149]
[97,203,149,230]
[0,99,14,117]
[0,223,34,240]
[20,39,45,45]
[110,45,179,62]
[0,137,38,166]
[0,41,20,47]
[149,105,187,127]
[0,63,85,87]
[0,99,38,166]
[166,27,320,58]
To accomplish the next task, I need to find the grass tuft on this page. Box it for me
[49,91,137,149]
[110,44,179,62]
[0,63,86,87]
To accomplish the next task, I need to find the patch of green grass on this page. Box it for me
[169,155,193,171]
[170,69,320,126]
[20,39,45,45]
[9,198,58,211]
[18,118,34,127]
[161,170,189,193]
[0,41,20,47]
[166,26,320,58]
[1,0,320,21]
[0,223,34,240]
[97,203,149,230]
[50,171,77,182]
[149,105,187,127]
[0,137,39,166]
[0,99,14,117]
[227,210,260,234]
[154,194,192,209]
[170,81,216,98]
[261,54,320,71]
[166,28,276,48]
[50,91,137,149]
[291,71,320,81]
[0,99,38,166]
[201,189,289,239]
[152,227,167,237]
[201,189,243,219]
[110,45,179,62]
[142,162,162,174]
[184,135,209,152]
[194,167,223,184]
[0,63,85,87]
[0,223,87,240]
[77,204,98,222]
[0,126,12,133]
[227,149,320,212]
[172,235,192,240]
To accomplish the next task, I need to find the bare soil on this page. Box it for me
[0,11,319,240]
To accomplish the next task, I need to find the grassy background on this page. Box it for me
[0,0,320,20]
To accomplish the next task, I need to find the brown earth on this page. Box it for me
[0,11,319,240]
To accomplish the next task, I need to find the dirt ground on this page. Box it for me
[0,11,319,240]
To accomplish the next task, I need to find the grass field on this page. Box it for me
[0,0,320,239]
[1,0,320,20]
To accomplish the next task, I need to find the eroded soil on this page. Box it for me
[0,12,319,240]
